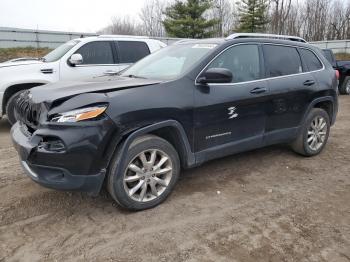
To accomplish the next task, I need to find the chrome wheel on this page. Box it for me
[307,116,327,151]
[123,149,173,202]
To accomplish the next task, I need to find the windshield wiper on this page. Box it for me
[39,57,46,62]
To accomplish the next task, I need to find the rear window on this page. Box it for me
[263,45,302,77]
[300,48,323,71]
[117,41,150,63]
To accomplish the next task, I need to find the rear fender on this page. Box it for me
[302,96,337,126]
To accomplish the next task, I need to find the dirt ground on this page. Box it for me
[0,97,349,262]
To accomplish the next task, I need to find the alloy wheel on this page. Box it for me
[307,116,328,151]
[123,149,173,202]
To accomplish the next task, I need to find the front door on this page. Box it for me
[194,44,269,156]
[59,41,125,81]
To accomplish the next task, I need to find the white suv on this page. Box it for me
[0,35,166,124]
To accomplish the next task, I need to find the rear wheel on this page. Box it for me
[6,90,25,125]
[339,76,350,95]
[291,108,330,156]
[107,135,180,211]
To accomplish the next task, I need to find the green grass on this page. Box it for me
[0,47,52,63]
[335,52,350,61]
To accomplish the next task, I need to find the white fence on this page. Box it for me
[310,40,350,54]
[2,27,350,53]
[0,27,97,49]
[0,27,182,48]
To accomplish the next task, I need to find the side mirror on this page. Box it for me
[69,53,83,66]
[197,68,233,84]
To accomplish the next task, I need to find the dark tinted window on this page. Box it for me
[207,44,260,83]
[75,41,114,64]
[118,41,150,63]
[263,45,302,77]
[300,49,323,71]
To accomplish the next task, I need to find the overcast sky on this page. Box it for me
[0,0,149,32]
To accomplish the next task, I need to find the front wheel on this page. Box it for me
[107,135,180,211]
[339,76,350,95]
[6,90,25,125]
[291,108,330,156]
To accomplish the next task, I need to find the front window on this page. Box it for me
[43,40,80,62]
[206,44,261,83]
[74,41,114,65]
[121,43,217,80]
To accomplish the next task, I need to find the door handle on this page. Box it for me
[250,87,267,94]
[303,80,315,86]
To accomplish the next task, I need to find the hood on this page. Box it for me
[0,59,43,68]
[30,76,162,104]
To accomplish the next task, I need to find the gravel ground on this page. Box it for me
[0,97,349,262]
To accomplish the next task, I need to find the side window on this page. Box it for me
[75,41,114,65]
[322,50,334,64]
[117,41,150,64]
[263,45,302,77]
[300,48,323,71]
[207,44,261,83]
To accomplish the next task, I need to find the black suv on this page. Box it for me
[11,34,338,211]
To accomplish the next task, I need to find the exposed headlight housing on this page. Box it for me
[50,105,107,123]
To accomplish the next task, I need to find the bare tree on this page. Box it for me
[283,3,302,36]
[327,0,350,40]
[99,16,141,35]
[97,0,350,41]
[209,0,236,37]
[269,0,292,34]
[139,0,169,37]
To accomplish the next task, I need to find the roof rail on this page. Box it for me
[98,34,150,39]
[226,33,307,43]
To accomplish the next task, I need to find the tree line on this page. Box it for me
[99,0,350,41]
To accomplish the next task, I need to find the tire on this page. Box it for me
[6,90,25,125]
[107,135,180,211]
[339,76,350,95]
[291,108,330,156]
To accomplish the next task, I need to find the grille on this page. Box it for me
[15,91,42,129]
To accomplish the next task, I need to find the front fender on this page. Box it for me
[106,120,196,178]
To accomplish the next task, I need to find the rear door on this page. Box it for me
[194,44,269,153]
[263,44,320,144]
[115,41,151,72]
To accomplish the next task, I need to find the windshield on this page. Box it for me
[43,40,80,62]
[121,43,217,80]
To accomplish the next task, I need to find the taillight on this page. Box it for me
[335,70,340,80]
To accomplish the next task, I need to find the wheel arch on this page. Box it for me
[107,120,196,176]
[2,82,47,114]
[303,96,337,126]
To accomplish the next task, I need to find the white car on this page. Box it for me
[0,35,166,124]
